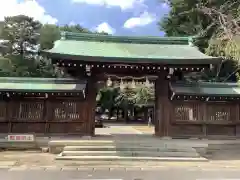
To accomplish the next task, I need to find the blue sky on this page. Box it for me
[0,0,170,36]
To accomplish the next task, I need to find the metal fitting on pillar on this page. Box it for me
[167,68,174,79]
[85,65,91,76]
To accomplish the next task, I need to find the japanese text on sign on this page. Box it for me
[7,134,35,142]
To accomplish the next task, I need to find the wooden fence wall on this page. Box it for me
[169,101,240,137]
[1,97,239,138]
[0,98,91,135]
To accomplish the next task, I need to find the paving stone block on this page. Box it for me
[61,167,78,171]
[9,167,28,171]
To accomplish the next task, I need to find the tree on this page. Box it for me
[2,15,42,55]
[96,82,155,121]
[60,24,90,34]
[0,15,109,78]
[160,0,239,53]
[159,0,240,82]
[0,15,62,77]
[159,0,213,51]
[0,21,4,37]
[39,24,96,50]
[97,87,121,118]
[201,1,240,62]
[39,24,60,50]
[134,86,154,106]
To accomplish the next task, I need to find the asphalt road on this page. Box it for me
[1,168,240,180]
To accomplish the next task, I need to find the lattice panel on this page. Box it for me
[12,102,44,121]
[206,104,236,122]
[53,101,81,121]
[173,103,201,121]
[0,102,7,121]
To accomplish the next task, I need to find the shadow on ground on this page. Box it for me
[203,149,240,161]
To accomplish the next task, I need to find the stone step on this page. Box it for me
[61,150,200,157]
[49,141,114,154]
[62,150,117,156]
[63,145,194,152]
[49,140,205,148]
[64,146,116,151]
[49,140,114,146]
[51,160,195,166]
[56,155,207,162]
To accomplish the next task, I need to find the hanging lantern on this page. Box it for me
[120,79,125,90]
[145,77,151,88]
[106,77,112,87]
[131,79,136,89]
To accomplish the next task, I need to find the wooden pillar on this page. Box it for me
[154,72,171,137]
[85,76,98,136]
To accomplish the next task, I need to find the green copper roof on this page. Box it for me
[170,82,240,97]
[43,32,221,64]
[0,77,86,92]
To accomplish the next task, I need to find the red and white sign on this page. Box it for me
[7,134,35,142]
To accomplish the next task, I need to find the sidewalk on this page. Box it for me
[2,150,240,170]
[1,124,240,169]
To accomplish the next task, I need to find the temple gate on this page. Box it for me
[1,32,238,138]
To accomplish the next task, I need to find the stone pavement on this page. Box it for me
[95,125,145,135]
[2,150,240,171]
[130,125,154,134]
[2,168,240,180]
[2,125,240,172]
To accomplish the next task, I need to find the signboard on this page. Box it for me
[7,134,35,142]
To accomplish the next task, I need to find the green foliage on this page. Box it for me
[0,15,62,78]
[115,87,136,109]
[2,15,42,55]
[0,21,4,38]
[159,0,240,82]
[159,0,221,52]
[97,87,121,113]
[97,85,155,115]
[0,55,63,78]
[60,24,90,34]
[0,15,101,78]
[39,24,108,50]
[39,24,61,50]
[206,38,240,62]
[160,0,239,54]
[0,56,14,76]
[134,86,154,106]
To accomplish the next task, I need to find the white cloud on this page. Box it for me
[69,21,76,26]
[0,0,58,24]
[123,11,155,29]
[72,0,145,10]
[95,22,115,34]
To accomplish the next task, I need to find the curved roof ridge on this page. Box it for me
[61,31,194,45]
[172,81,240,88]
[0,77,86,84]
